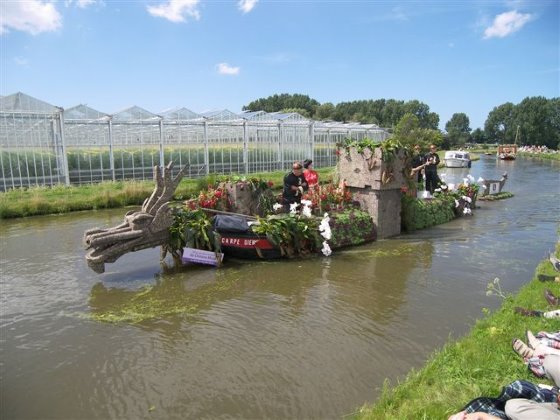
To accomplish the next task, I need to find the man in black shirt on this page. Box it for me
[424,144,441,194]
[282,161,308,211]
[411,144,425,189]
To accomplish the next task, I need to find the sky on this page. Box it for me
[1,0,558,130]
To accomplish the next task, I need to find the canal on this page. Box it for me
[1,156,559,419]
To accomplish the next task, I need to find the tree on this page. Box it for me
[392,113,443,148]
[315,102,335,120]
[470,128,487,144]
[483,97,559,148]
[445,113,471,147]
[243,94,320,116]
[404,100,439,130]
[484,102,515,144]
[514,96,559,148]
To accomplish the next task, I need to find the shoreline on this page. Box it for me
[355,239,560,419]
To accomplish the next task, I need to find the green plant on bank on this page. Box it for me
[356,241,560,419]
[486,277,510,300]
[251,213,323,257]
[337,137,404,163]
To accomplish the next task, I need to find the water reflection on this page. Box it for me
[1,157,559,419]
[88,239,433,326]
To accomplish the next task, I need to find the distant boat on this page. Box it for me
[443,150,471,168]
[497,127,519,160]
[497,145,517,160]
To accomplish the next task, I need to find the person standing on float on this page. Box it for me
[423,144,441,194]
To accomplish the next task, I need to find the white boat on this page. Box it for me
[443,151,471,168]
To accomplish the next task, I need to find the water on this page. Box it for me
[1,156,559,419]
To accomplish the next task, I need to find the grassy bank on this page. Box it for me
[0,167,335,219]
[355,240,560,419]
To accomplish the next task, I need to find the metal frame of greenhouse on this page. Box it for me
[0,92,390,191]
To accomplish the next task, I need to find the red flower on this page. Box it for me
[267,181,274,187]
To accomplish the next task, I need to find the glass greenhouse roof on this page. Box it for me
[112,105,160,122]
[0,92,388,132]
[161,107,202,121]
[0,92,59,114]
[200,109,242,121]
[65,104,108,121]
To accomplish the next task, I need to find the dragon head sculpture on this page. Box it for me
[83,162,187,273]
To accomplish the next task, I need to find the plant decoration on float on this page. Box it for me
[185,175,275,214]
[301,183,354,213]
[169,178,375,260]
[400,175,483,232]
[336,137,404,163]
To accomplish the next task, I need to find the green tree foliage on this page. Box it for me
[470,128,487,144]
[392,113,443,148]
[315,102,335,120]
[515,96,560,148]
[484,102,515,144]
[484,97,559,148]
[445,113,471,147]
[243,94,320,116]
[242,95,438,129]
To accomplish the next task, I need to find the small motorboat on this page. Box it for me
[443,151,471,168]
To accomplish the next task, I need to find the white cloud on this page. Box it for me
[483,10,532,39]
[147,0,200,23]
[0,0,62,35]
[14,56,29,66]
[65,0,97,8]
[76,0,97,8]
[216,63,240,75]
[238,0,258,14]
[390,6,408,21]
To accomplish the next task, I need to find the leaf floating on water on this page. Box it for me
[148,405,156,412]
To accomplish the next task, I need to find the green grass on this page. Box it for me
[355,242,560,419]
[0,167,336,219]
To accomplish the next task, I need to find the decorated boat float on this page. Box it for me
[83,141,510,273]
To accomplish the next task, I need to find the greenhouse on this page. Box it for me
[0,92,389,191]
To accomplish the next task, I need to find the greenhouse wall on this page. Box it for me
[0,93,389,191]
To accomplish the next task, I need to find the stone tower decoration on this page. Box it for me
[338,146,407,239]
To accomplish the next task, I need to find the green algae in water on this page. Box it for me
[88,276,241,324]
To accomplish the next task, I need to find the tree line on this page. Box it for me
[243,94,559,149]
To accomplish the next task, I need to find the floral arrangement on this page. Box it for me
[301,183,353,213]
[186,185,232,211]
[432,174,481,216]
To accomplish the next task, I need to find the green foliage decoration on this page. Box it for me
[328,209,376,248]
[169,208,218,253]
[401,195,456,232]
[251,213,322,257]
[337,137,404,163]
